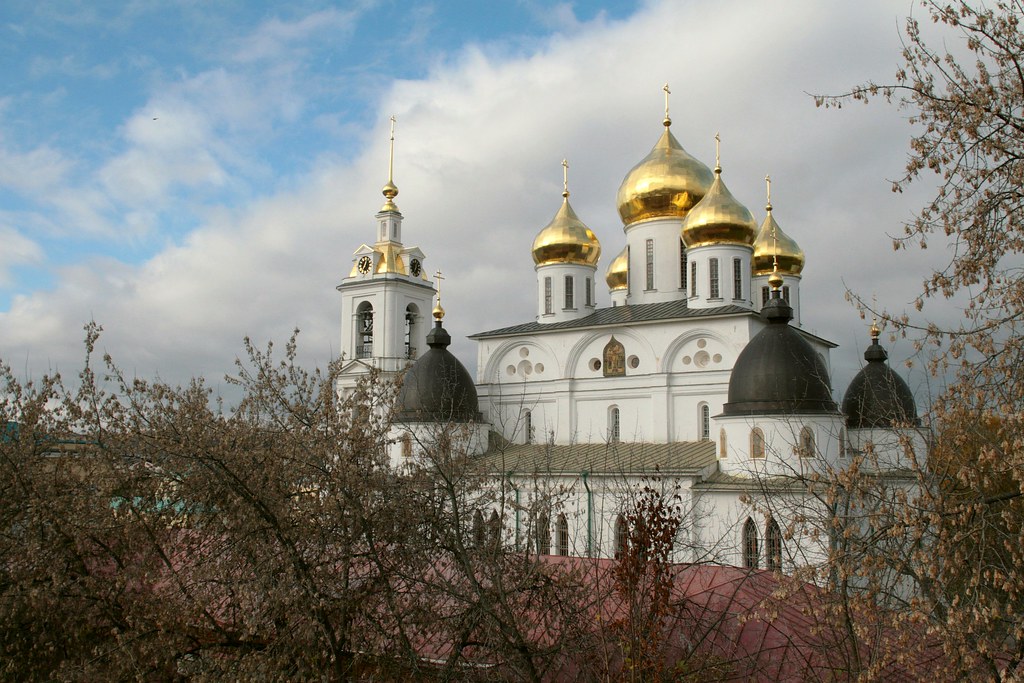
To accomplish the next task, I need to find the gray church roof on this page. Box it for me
[469,301,751,339]
[475,440,716,476]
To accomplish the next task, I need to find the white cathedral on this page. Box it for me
[336,104,923,573]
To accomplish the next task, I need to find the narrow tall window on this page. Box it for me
[839,428,847,458]
[751,428,766,459]
[680,240,687,291]
[609,406,620,443]
[645,238,655,290]
[524,411,533,444]
[766,519,783,571]
[356,303,373,358]
[762,286,770,307]
[404,305,418,359]
[743,518,759,569]
[615,514,628,559]
[799,426,815,458]
[401,434,412,458]
[536,513,550,555]
[473,510,485,546]
[564,275,574,309]
[690,262,698,296]
[585,277,593,307]
[709,258,720,298]
[489,511,501,545]
[733,257,743,300]
[544,277,552,314]
[782,285,791,303]
[557,514,569,556]
[719,428,728,458]
[700,404,710,440]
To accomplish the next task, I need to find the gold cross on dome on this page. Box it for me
[434,270,445,301]
[715,132,721,169]
[562,158,569,196]
[663,83,671,123]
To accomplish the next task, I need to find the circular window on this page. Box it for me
[535,363,544,374]
[694,350,711,367]
[712,353,722,364]
[628,355,640,369]
[506,365,516,376]
[519,347,530,358]
[590,358,602,371]
[517,360,533,376]
[697,338,707,349]
[682,355,692,365]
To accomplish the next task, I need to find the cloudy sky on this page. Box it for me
[1,0,957,402]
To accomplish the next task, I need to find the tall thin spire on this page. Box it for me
[766,174,783,291]
[714,132,721,174]
[381,115,399,210]
[663,83,672,127]
[432,269,446,320]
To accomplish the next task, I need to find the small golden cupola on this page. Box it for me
[605,246,628,291]
[752,178,804,276]
[681,136,758,248]
[531,161,601,267]
[616,85,714,226]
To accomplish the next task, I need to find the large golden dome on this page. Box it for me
[753,204,804,275]
[532,193,601,267]
[605,246,628,291]
[681,165,757,248]
[616,122,714,226]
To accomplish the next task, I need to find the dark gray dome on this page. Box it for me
[723,295,838,416]
[842,339,919,428]
[396,320,480,422]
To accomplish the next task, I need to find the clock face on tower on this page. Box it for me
[357,255,372,274]
[409,258,422,277]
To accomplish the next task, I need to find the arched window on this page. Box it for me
[839,428,847,458]
[699,404,710,441]
[524,410,533,444]
[603,337,626,377]
[544,277,552,314]
[743,518,759,569]
[709,257,720,298]
[401,433,412,458]
[799,426,815,458]
[536,513,550,555]
[680,239,687,292]
[645,238,655,290]
[614,514,628,559]
[609,406,620,443]
[751,428,766,460]
[766,519,783,571]
[719,428,728,458]
[488,510,501,546]
[557,514,569,556]
[733,257,743,300]
[404,304,419,359]
[473,510,485,546]
[356,302,373,358]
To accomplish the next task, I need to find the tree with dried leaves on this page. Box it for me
[818,1,1024,677]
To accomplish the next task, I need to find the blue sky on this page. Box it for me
[0,0,954,400]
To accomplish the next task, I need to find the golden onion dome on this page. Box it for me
[681,164,758,248]
[616,122,714,226]
[605,246,628,291]
[753,204,804,276]
[531,192,601,267]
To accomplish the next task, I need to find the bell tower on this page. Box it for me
[336,117,435,395]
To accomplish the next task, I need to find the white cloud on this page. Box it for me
[0,0,954,400]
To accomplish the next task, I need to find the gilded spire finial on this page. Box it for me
[663,83,671,127]
[562,158,569,199]
[381,115,399,207]
[714,132,721,174]
[432,270,446,320]
[768,181,783,292]
[870,294,880,341]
